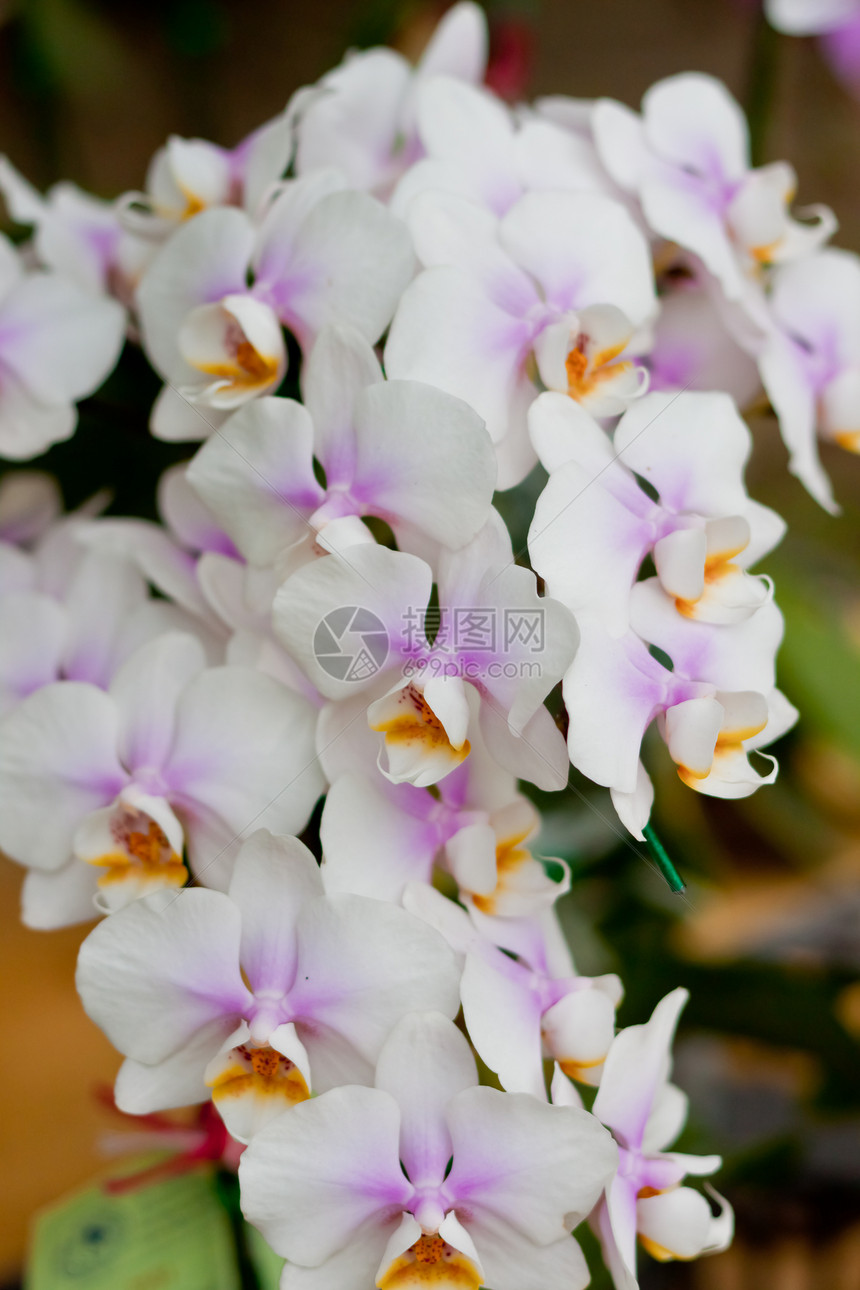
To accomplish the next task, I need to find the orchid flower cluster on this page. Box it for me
[2,2,854,1284]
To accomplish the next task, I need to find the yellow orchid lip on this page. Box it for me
[675,713,769,787]
[88,819,187,891]
[378,1233,482,1289]
[208,1043,310,1110]
[565,340,633,403]
[674,540,748,618]
[371,685,471,764]
[470,829,531,914]
[196,339,280,391]
[833,430,860,453]
[557,1053,605,1081]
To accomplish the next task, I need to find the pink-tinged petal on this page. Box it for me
[150,382,227,443]
[515,119,614,200]
[637,1186,733,1261]
[109,632,206,772]
[314,689,384,784]
[320,774,438,901]
[61,546,148,685]
[294,52,410,194]
[478,700,570,792]
[458,564,578,736]
[593,987,688,1150]
[0,370,76,459]
[758,332,837,512]
[642,1082,689,1155]
[384,265,534,446]
[413,78,520,214]
[238,1085,412,1264]
[0,591,65,711]
[460,949,546,1099]
[351,379,497,549]
[610,761,655,840]
[164,665,324,854]
[273,543,432,697]
[79,519,212,624]
[115,1015,240,1114]
[280,1217,404,1290]
[137,207,254,381]
[238,111,294,216]
[76,887,252,1064]
[768,247,860,361]
[642,73,748,183]
[418,3,488,81]
[254,171,350,288]
[499,191,656,327]
[595,1176,639,1290]
[447,1087,617,1238]
[435,506,513,602]
[375,1012,477,1188]
[563,626,671,795]
[403,190,523,294]
[592,94,654,192]
[528,391,648,508]
[289,894,461,1068]
[647,175,748,297]
[301,324,382,485]
[187,396,323,566]
[529,460,650,638]
[20,859,99,930]
[402,879,481,961]
[493,379,540,489]
[629,579,784,694]
[228,830,323,994]
[468,1222,590,1290]
[613,391,752,517]
[648,282,763,408]
[294,1020,375,1095]
[0,271,124,402]
[157,464,231,555]
[268,189,415,351]
[0,682,126,869]
[663,1150,723,1180]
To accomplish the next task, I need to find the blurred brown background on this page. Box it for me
[1,0,860,1286]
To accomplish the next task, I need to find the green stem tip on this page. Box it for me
[642,824,686,895]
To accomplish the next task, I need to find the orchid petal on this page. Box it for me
[227,830,324,994]
[238,1085,412,1265]
[375,1011,477,1188]
[76,887,252,1065]
[0,682,126,869]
